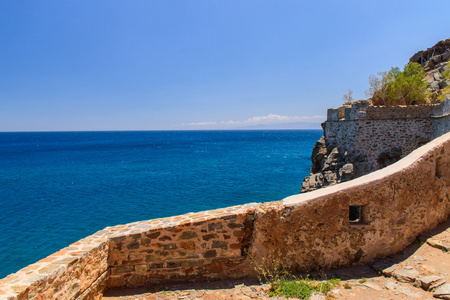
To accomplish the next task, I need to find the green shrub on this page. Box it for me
[366,62,430,106]
[269,277,341,299]
[270,280,314,299]
[320,278,341,293]
[437,62,450,102]
[247,251,340,299]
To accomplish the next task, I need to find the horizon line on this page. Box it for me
[0,128,323,133]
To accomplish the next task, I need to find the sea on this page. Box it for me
[0,130,322,279]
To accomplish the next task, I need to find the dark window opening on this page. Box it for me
[349,205,362,223]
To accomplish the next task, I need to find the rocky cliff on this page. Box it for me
[410,38,450,97]
[301,38,450,193]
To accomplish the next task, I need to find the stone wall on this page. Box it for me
[433,114,450,140]
[323,117,432,163]
[301,99,450,192]
[106,204,256,288]
[253,133,450,270]
[0,204,257,300]
[1,133,450,299]
[324,99,450,161]
[0,232,110,300]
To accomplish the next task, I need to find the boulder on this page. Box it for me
[339,163,355,181]
[393,266,419,283]
[322,148,345,171]
[323,171,338,185]
[434,283,450,300]
[300,173,324,193]
[414,275,443,291]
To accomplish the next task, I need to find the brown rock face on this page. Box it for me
[410,38,450,94]
[410,38,450,67]
[301,135,366,193]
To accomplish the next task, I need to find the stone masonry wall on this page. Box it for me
[252,132,450,271]
[433,114,450,140]
[301,99,450,193]
[323,117,432,164]
[365,104,434,119]
[0,231,110,300]
[0,204,257,299]
[1,133,450,299]
[106,204,256,289]
[324,99,450,165]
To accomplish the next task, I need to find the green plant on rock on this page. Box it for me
[270,279,314,299]
[365,62,430,106]
[437,61,450,102]
[270,277,341,299]
[246,250,290,285]
[247,250,340,299]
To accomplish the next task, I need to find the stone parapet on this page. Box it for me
[106,203,257,288]
[0,203,257,299]
[326,99,450,122]
[257,132,450,271]
[0,231,110,300]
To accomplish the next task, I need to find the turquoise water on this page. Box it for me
[0,130,321,278]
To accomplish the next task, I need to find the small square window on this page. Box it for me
[349,205,362,223]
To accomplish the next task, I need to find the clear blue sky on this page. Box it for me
[1,1,450,131]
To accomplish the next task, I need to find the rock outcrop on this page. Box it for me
[410,38,450,95]
[301,134,380,193]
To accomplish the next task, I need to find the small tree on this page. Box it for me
[365,71,391,105]
[342,89,354,104]
[365,62,430,106]
[387,62,429,105]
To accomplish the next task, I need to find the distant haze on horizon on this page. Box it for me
[1,1,450,132]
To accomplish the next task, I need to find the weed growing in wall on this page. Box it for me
[269,277,341,299]
[246,250,340,299]
[246,249,290,285]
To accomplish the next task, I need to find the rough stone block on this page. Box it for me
[208,223,223,231]
[180,231,198,239]
[202,234,218,241]
[203,250,217,258]
[434,283,450,300]
[111,265,135,275]
[212,241,228,250]
[414,275,443,291]
[180,241,196,250]
[393,267,419,283]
